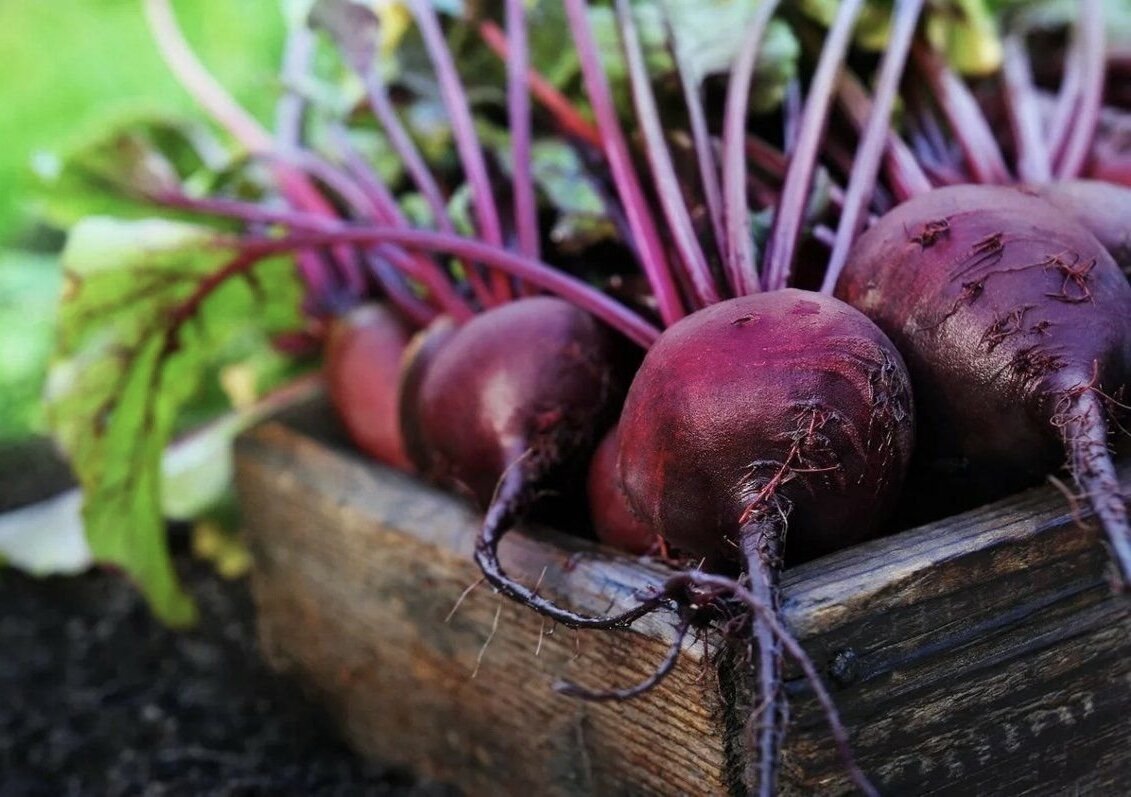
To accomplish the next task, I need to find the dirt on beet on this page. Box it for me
[0,527,458,797]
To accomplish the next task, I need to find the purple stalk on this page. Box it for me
[563,0,684,325]
[506,0,540,265]
[783,78,802,156]
[660,1,727,270]
[762,0,864,293]
[1055,0,1105,179]
[146,0,376,309]
[1047,36,1083,165]
[615,0,718,309]
[274,25,330,301]
[331,29,499,310]
[1001,35,1052,183]
[276,149,476,321]
[275,26,316,148]
[157,191,660,345]
[330,128,477,320]
[912,43,1011,185]
[240,227,663,348]
[822,0,925,295]
[720,0,781,295]
[363,254,438,327]
[408,0,510,300]
[836,74,933,202]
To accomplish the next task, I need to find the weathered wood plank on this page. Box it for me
[236,395,1130,796]
[237,418,730,797]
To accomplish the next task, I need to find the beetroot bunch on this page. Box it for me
[130,1,1131,794]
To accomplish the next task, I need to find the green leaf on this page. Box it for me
[34,111,240,229]
[47,217,302,625]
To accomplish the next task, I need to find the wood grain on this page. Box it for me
[235,395,1130,796]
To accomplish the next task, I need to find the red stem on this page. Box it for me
[835,74,933,202]
[478,20,603,149]
[563,0,685,326]
[661,3,727,271]
[506,0,540,267]
[1055,0,1105,179]
[721,0,781,295]
[616,0,718,309]
[1001,35,1052,184]
[409,0,510,301]
[912,43,1011,185]
[822,0,925,295]
[1048,35,1083,166]
[228,225,662,347]
[762,0,865,292]
[330,128,476,320]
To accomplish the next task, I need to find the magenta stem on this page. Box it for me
[237,227,662,347]
[783,78,802,156]
[1055,0,1105,179]
[660,2,726,271]
[720,0,781,295]
[762,0,864,293]
[1001,35,1052,184]
[822,0,925,295]
[275,26,315,148]
[912,43,1011,185]
[363,254,438,327]
[330,128,476,320]
[1048,36,1083,166]
[836,74,933,202]
[351,67,497,309]
[506,0,540,266]
[409,0,510,301]
[563,0,685,326]
[616,0,718,309]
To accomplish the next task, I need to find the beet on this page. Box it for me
[404,297,633,622]
[836,184,1131,590]
[616,289,914,795]
[324,304,413,472]
[587,425,658,555]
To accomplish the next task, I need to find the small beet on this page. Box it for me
[404,297,633,624]
[324,304,414,472]
[587,425,658,555]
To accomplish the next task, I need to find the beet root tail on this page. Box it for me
[473,464,669,630]
[742,523,786,797]
[553,609,692,701]
[1063,389,1131,592]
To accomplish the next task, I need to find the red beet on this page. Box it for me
[587,425,658,555]
[836,184,1131,590]
[616,289,914,795]
[404,297,633,624]
[324,304,413,472]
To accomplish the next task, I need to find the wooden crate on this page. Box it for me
[234,395,1130,796]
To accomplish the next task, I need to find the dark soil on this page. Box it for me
[0,529,458,797]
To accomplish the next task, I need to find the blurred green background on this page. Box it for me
[0,0,286,440]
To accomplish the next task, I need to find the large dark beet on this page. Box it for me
[836,184,1131,588]
[617,289,915,566]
